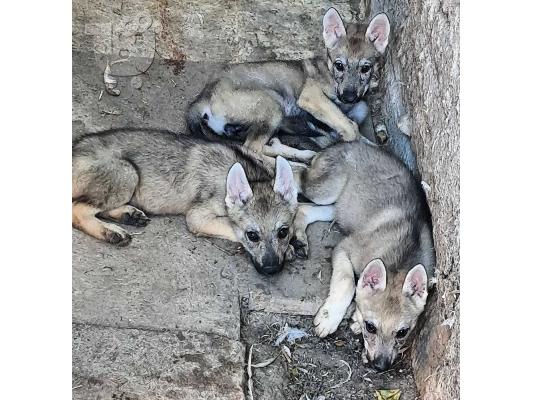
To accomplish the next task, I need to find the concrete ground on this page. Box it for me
[72,1,418,399]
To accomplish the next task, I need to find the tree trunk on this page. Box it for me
[367,0,460,398]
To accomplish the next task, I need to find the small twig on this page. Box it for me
[252,354,278,368]
[202,238,237,256]
[330,360,352,389]
[100,109,122,116]
[321,220,337,241]
[281,345,292,363]
[247,344,254,400]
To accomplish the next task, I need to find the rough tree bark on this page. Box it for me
[366,0,460,399]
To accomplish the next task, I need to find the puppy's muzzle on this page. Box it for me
[338,89,359,104]
[371,355,392,372]
[251,253,284,275]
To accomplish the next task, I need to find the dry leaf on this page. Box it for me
[375,389,401,400]
[103,61,120,96]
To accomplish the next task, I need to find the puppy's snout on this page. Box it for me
[261,264,284,275]
[340,90,358,104]
[251,252,284,275]
[262,252,283,274]
[372,355,392,372]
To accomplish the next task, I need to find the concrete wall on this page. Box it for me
[367,0,460,398]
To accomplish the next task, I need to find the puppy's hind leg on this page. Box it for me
[73,157,140,245]
[243,122,278,154]
[314,241,356,338]
[301,151,347,205]
[291,204,335,258]
[72,202,132,246]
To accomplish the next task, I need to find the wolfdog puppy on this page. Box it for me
[72,128,301,275]
[292,140,435,370]
[187,8,390,159]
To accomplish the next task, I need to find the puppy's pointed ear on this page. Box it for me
[357,259,387,294]
[323,8,347,49]
[225,163,253,208]
[273,156,297,205]
[366,13,390,54]
[402,264,428,307]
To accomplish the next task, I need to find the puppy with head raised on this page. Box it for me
[352,260,429,371]
[187,9,390,159]
[72,128,300,275]
[292,140,435,370]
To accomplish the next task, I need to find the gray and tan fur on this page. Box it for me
[72,128,300,275]
[292,140,435,371]
[186,8,391,159]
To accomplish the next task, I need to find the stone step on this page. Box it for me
[72,323,245,400]
[72,217,242,340]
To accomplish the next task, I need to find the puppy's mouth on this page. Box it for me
[337,86,370,104]
[249,255,285,275]
[337,93,360,104]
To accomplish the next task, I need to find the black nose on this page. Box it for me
[261,264,284,275]
[251,257,284,275]
[372,356,392,372]
[340,91,358,104]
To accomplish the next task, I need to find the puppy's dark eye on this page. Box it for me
[278,227,289,239]
[361,65,371,74]
[396,328,409,339]
[246,231,260,242]
[365,321,377,334]
[334,61,344,72]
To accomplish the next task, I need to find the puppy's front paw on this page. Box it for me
[267,137,282,147]
[340,121,360,142]
[349,311,362,334]
[285,244,297,263]
[290,234,308,259]
[313,301,345,338]
[350,320,362,335]
[299,149,317,162]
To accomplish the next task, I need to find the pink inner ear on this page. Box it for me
[410,272,426,297]
[328,25,342,39]
[366,15,389,50]
[369,25,383,41]
[325,26,335,38]
[363,269,382,289]
[238,189,249,203]
[324,10,345,41]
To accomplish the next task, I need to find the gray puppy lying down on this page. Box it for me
[72,128,302,275]
[292,139,436,371]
